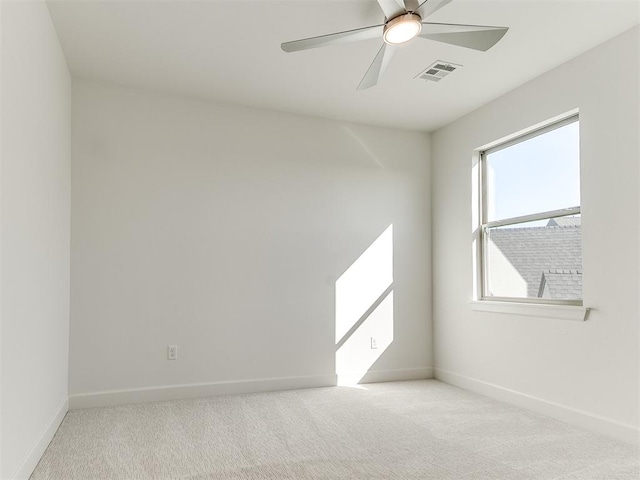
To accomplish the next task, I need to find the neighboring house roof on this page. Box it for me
[490,224,582,300]
[538,269,583,299]
[546,216,581,227]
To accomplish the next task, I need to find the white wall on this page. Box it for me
[1,1,71,478]
[70,80,431,403]
[432,27,639,442]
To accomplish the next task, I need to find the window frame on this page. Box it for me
[477,114,582,307]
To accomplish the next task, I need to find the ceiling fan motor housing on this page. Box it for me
[383,13,422,45]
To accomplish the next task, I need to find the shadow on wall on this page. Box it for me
[335,225,394,386]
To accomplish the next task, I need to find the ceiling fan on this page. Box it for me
[281,0,508,90]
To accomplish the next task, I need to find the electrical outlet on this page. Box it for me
[370,337,378,350]
[167,345,178,360]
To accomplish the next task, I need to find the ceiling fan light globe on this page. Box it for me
[383,13,422,45]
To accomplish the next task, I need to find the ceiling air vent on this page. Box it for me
[416,61,462,83]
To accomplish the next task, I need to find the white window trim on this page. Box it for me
[474,113,585,313]
[470,301,589,321]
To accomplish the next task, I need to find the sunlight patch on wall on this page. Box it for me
[335,225,394,386]
[335,226,393,343]
[336,291,394,386]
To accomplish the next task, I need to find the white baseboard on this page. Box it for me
[69,367,433,410]
[69,374,337,409]
[343,367,434,385]
[10,397,68,480]
[434,368,639,445]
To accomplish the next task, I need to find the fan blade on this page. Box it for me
[419,23,508,51]
[281,24,384,52]
[416,0,454,18]
[357,43,397,90]
[403,0,420,12]
[376,0,406,20]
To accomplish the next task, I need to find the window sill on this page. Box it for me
[470,301,589,321]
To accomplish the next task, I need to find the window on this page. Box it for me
[477,115,582,305]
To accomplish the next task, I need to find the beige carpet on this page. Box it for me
[31,380,639,479]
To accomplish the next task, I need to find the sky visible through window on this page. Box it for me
[486,121,580,223]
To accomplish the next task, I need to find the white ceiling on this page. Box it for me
[48,0,639,131]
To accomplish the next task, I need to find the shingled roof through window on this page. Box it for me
[489,220,582,300]
[538,269,583,299]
